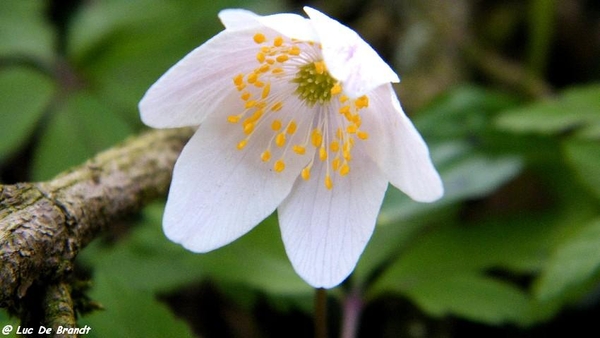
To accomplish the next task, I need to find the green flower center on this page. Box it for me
[293,61,337,106]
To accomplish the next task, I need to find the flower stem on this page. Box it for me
[314,288,328,338]
[340,287,363,338]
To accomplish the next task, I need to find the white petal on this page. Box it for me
[303,6,399,98]
[361,84,443,202]
[278,150,389,288]
[139,29,260,128]
[258,13,318,41]
[220,9,318,41]
[163,112,308,252]
[218,9,261,30]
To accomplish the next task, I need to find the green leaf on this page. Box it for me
[79,270,195,338]
[403,274,528,325]
[68,0,249,122]
[416,85,519,139]
[32,91,132,180]
[562,139,600,200]
[495,84,600,135]
[535,218,600,301]
[80,204,311,297]
[0,0,55,60]
[367,216,560,325]
[377,141,522,224]
[0,67,54,162]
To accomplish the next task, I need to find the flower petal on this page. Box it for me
[303,6,399,98]
[220,9,317,41]
[278,150,388,288]
[163,111,308,252]
[139,29,261,128]
[361,84,443,202]
[218,9,261,30]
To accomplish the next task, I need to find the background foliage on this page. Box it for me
[1,0,599,337]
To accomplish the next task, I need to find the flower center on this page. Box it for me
[227,32,370,190]
[292,61,336,106]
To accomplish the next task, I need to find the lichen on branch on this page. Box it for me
[0,127,194,309]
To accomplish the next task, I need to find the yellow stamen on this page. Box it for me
[340,163,350,176]
[311,129,323,147]
[253,33,266,44]
[247,73,258,84]
[237,140,248,150]
[274,36,284,47]
[227,115,241,123]
[324,175,333,190]
[233,74,244,86]
[357,131,369,140]
[259,64,270,73]
[261,83,271,99]
[261,150,271,162]
[271,102,283,111]
[339,105,350,115]
[301,167,311,180]
[271,120,282,131]
[332,158,341,171]
[244,100,257,109]
[293,145,306,155]
[275,132,286,147]
[276,54,289,63]
[243,122,254,134]
[256,52,266,63]
[314,61,325,74]
[289,46,301,55]
[274,159,285,172]
[331,83,342,95]
[330,141,340,152]
[286,121,297,134]
[319,147,327,161]
[355,95,369,109]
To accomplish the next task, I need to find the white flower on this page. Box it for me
[139,6,443,288]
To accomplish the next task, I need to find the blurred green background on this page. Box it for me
[1,0,599,337]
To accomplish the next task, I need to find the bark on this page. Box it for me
[0,127,194,309]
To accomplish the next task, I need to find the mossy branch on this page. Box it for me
[0,127,194,309]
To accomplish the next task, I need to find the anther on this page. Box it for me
[319,147,327,161]
[271,120,282,131]
[340,164,350,176]
[254,33,266,44]
[274,159,285,172]
[301,167,311,180]
[247,73,258,83]
[276,54,289,63]
[311,129,323,147]
[293,145,306,155]
[274,36,284,47]
[261,150,271,162]
[355,95,369,109]
[357,131,369,140]
[275,133,286,147]
[325,175,333,190]
[233,74,244,86]
[227,115,241,123]
[286,121,297,134]
[259,85,269,100]
[331,83,342,95]
[237,140,248,150]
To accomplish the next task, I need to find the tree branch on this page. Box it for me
[0,127,194,309]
